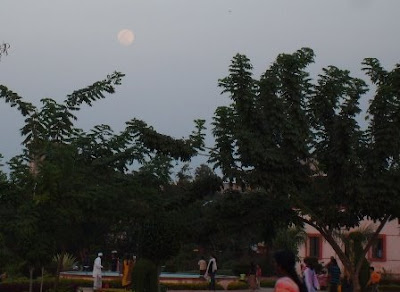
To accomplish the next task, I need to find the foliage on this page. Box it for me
[231,262,250,276]
[260,279,276,288]
[0,70,206,287]
[0,42,10,61]
[193,190,297,256]
[135,212,183,265]
[52,254,78,272]
[272,226,307,258]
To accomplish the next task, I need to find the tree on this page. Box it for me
[0,42,10,61]
[211,48,400,292]
[0,72,205,290]
[272,226,307,259]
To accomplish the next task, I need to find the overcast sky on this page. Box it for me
[1,0,400,173]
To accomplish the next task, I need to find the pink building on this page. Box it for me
[298,219,400,276]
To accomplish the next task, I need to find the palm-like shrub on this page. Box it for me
[52,253,78,271]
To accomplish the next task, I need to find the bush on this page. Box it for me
[0,278,75,292]
[132,259,158,292]
[231,263,250,276]
[0,277,122,292]
[159,284,168,292]
[227,281,249,290]
[380,285,400,291]
[164,260,178,273]
[260,279,276,288]
[162,282,223,290]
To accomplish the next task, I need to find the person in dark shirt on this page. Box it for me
[327,258,341,292]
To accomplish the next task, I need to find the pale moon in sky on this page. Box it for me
[117,29,135,46]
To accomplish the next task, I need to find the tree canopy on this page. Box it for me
[0,71,206,288]
[211,48,400,292]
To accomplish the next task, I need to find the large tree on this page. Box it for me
[211,48,400,292]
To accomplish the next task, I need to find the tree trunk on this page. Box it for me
[301,215,390,292]
[40,266,44,292]
[54,251,65,292]
[351,273,362,292]
[29,266,34,292]
[338,264,362,292]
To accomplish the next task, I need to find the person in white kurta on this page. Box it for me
[93,252,103,290]
[205,255,217,291]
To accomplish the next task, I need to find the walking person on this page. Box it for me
[122,253,135,289]
[205,254,217,291]
[93,252,104,291]
[256,264,262,289]
[304,258,320,292]
[273,249,307,292]
[367,267,381,292]
[248,262,257,291]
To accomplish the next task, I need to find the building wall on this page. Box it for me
[298,219,400,275]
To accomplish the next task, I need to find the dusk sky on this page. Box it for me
[1,1,400,173]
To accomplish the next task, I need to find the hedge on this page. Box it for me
[380,285,400,291]
[0,277,122,292]
[227,281,249,290]
[260,279,276,288]
[162,281,224,290]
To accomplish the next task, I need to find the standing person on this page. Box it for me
[93,252,103,291]
[325,257,334,284]
[303,258,320,292]
[367,267,381,292]
[205,254,217,291]
[273,250,306,292]
[198,256,207,277]
[248,262,257,291]
[256,264,262,289]
[327,258,341,292]
[111,250,119,272]
[122,253,135,289]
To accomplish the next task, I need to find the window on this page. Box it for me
[370,235,386,262]
[308,234,322,259]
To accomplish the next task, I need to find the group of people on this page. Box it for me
[92,249,381,292]
[198,254,218,290]
[92,252,136,291]
[247,262,262,291]
[199,256,263,291]
[274,251,381,292]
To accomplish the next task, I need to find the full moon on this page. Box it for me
[117,29,135,46]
